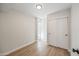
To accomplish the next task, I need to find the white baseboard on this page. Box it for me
[0,40,36,56]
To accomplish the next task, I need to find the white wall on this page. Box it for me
[71,4,79,56]
[48,8,71,20]
[0,11,36,55]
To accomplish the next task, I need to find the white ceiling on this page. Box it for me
[0,3,72,18]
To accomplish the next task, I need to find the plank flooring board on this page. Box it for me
[7,40,70,56]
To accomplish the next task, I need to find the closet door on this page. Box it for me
[47,17,69,49]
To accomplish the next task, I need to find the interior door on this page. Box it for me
[47,17,69,49]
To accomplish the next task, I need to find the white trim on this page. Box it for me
[0,40,36,56]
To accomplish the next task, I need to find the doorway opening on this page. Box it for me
[36,17,47,42]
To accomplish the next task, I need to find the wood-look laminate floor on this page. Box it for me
[8,40,70,56]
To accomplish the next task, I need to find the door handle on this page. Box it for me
[65,34,68,36]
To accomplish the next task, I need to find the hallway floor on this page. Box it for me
[8,40,70,56]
